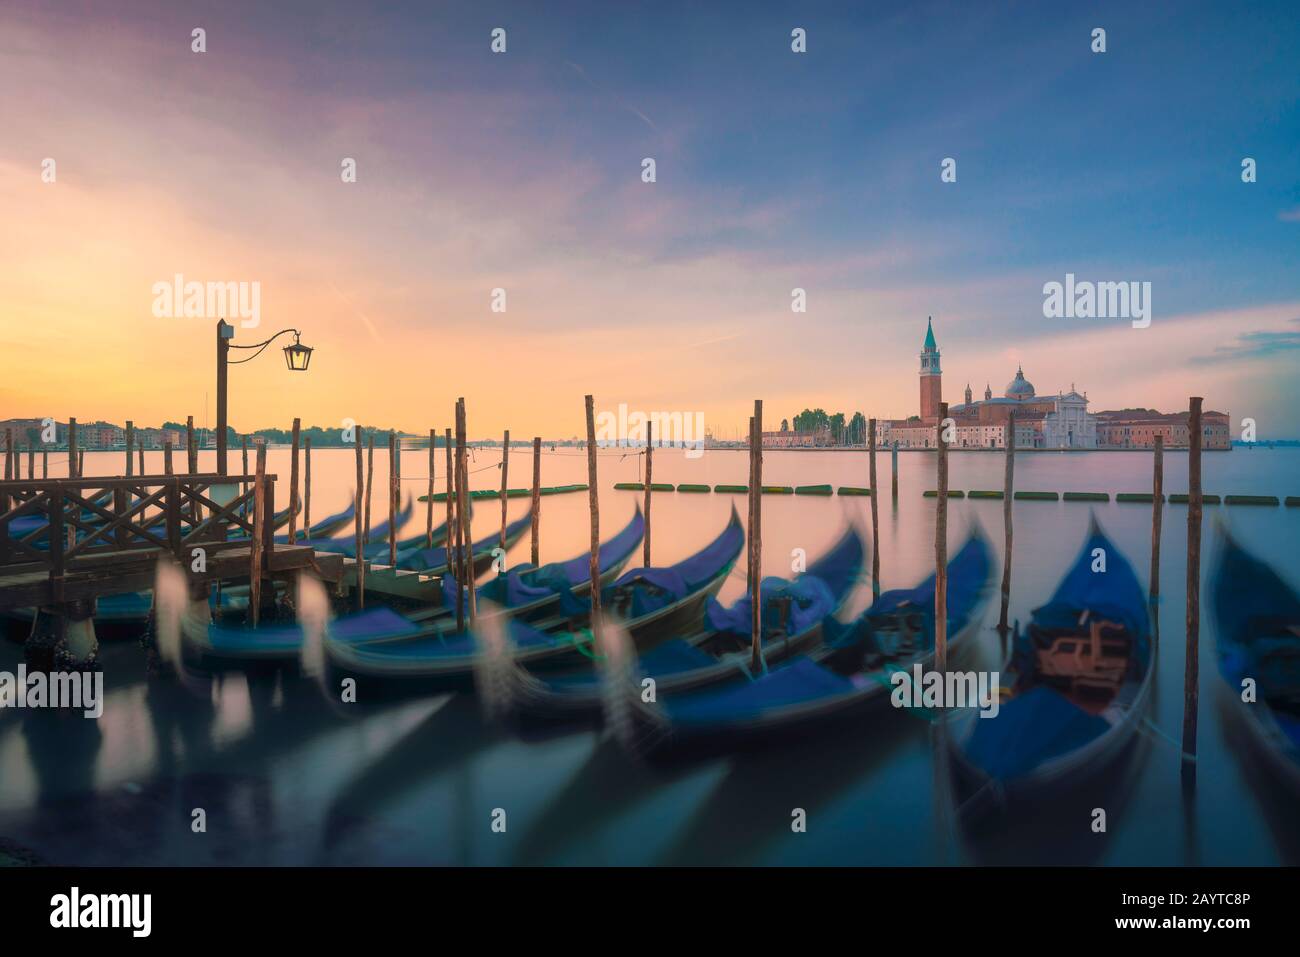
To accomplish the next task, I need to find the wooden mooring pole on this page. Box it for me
[584,395,602,647]
[42,448,48,479]
[288,417,301,543]
[643,422,653,567]
[891,441,898,501]
[164,439,174,475]
[186,416,198,522]
[364,432,374,545]
[456,399,476,623]
[303,436,312,541]
[354,433,365,609]
[750,400,763,672]
[1150,434,1163,605]
[388,430,398,567]
[499,429,510,549]
[426,429,436,548]
[531,437,542,566]
[998,411,1016,633]
[27,444,35,480]
[1182,397,1204,787]
[241,437,249,495]
[746,416,755,593]
[868,418,880,599]
[935,403,949,675]
[138,441,144,477]
[250,441,267,626]
[125,421,134,477]
[68,418,78,479]
[444,427,455,580]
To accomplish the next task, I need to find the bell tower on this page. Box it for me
[919,316,942,423]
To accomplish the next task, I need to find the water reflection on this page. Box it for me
[1,448,1298,864]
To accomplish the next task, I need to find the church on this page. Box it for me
[879,318,1098,450]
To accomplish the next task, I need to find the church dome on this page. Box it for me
[1005,366,1035,399]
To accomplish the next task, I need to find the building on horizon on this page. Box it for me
[1094,408,1231,450]
[877,318,1226,451]
[880,318,1097,450]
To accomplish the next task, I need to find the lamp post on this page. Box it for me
[215,319,313,475]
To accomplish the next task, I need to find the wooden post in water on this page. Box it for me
[584,395,602,647]
[935,403,950,675]
[388,430,398,567]
[750,400,764,672]
[425,429,436,548]
[250,442,267,627]
[185,416,198,523]
[164,439,174,475]
[891,441,898,501]
[303,436,312,541]
[1182,397,1204,787]
[363,433,374,545]
[451,420,464,630]
[77,450,84,477]
[241,437,249,495]
[125,421,134,477]
[288,418,301,543]
[444,427,455,576]
[354,434,365,609]
[499,430,510,549]
[456,399,476,623]
[531,437,542,566]
[643,422,653,567]
[998,411,1016,633]
[1150,434,1163,605]
[138,442,144,477]
[68,418,78,479]
[746,416,756,593]
[27,444,35,480]
[42,448,48,479]
[868,418,880,599]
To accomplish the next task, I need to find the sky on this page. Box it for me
[1,0,1298,439]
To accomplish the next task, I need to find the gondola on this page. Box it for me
[501,523,865,726]
[946,518,1152,809]
[276,496,357,543]
[323,509,745,692]
[1212,530,1300,793]
[393,504,532,574]
[545,505,745,645]
[311,496,415,556]
[613,527,992,761]
[185,507,637,667]
[419,506,644,623]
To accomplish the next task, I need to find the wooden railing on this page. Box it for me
[0,474,277,580]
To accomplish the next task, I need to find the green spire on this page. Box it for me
[923,316,936,350]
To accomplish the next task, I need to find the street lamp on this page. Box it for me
[215,319,314,475]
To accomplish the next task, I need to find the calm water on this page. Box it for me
[3,445,1298,865]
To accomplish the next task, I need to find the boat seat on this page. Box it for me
[1035,620,1129,697]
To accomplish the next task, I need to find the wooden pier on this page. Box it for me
[0,473,342,613]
